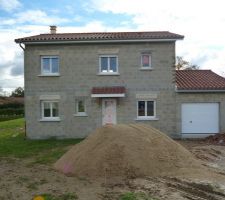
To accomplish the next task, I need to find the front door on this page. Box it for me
[102,99,117,125]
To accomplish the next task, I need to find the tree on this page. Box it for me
[175,56,199,70]
[11,87,24,97]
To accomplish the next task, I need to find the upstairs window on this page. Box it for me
[141,54,151,68]
[41,56,59,75]
[99,55,118,74]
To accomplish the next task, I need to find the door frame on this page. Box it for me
[102,98,117,125]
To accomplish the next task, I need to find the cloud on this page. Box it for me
[15,10,69,25]
[89,0,225,75]
[58,21,133,33]
[0,27,24,92]
[0,0,21,12]
[1,10,69,26]
[10,52,23,76]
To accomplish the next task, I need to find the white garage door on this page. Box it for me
[182,103,219,134]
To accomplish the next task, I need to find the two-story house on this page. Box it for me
[15,26,225,139]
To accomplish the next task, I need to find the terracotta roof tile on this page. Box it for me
[176,70,225,91]
[92,86,125,94]
[15,31,184,43]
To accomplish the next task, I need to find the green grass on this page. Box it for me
[0,115,23,122]
[0,118,82,163]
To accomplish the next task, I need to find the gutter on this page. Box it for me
[15,38,183,45]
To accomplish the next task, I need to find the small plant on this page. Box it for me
[37,193,78,200]
[119,192,137,200]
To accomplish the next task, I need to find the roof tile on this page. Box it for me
[15,31,184,43]
[176,70,225,91]
[92,86,125,94]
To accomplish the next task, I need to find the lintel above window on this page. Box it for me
[41,56,59,76]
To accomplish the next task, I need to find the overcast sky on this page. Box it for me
[0,0,225,93]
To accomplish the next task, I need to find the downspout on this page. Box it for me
[19,43,25,51]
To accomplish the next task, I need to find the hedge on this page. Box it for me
[0,108,24,116]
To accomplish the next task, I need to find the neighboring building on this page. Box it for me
[15,26,225,139]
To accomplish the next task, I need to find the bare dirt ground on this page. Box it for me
[1,140,225,200]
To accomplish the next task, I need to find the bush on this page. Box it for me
[0,102,24,109]
[0,108,24,116]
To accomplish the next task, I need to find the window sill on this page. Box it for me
[139,67,153,71]
[135,117,159,121]
[73,113,88,117]
[97,72,120,76]
[38,74,60,77]
[39,118,61,122]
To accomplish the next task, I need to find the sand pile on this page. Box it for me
[54,124,206,178]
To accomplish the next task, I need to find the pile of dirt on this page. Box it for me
[205,133,225,145]
[54,124,207,179]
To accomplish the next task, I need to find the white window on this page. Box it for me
[41,56,59,75]
[137,100,155,118]
[141,54,151,68]
[75,100,87,116]
[99,55,118,73]
[41,101,59,120]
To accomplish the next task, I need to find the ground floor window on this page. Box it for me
[137,100,155,118]
[75,99,87,116]
[41,101,59,120]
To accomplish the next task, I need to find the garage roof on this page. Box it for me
[176,70,225,92]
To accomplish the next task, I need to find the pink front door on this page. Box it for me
[102,99,117,125]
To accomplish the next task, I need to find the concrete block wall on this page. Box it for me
[24,42,178,139]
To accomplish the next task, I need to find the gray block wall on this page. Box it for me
[24,42,179,139]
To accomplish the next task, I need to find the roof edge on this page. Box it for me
[15,38,183,44]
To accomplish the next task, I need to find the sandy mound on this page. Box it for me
[54,124,206,178]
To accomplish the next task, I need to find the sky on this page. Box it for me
[0,0,225,94]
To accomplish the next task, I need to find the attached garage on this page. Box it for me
[181,103,219,135]
[176,70,225,138]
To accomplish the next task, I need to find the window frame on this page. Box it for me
[74,99,87,117]
[99,55,118,74]
[137,100,156,119]
[41,56,59,75]
[41,100,60,120]
[140,53,152,69]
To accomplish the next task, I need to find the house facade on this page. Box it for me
[15,27,225,139]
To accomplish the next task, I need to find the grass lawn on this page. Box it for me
[0,118,82,164]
